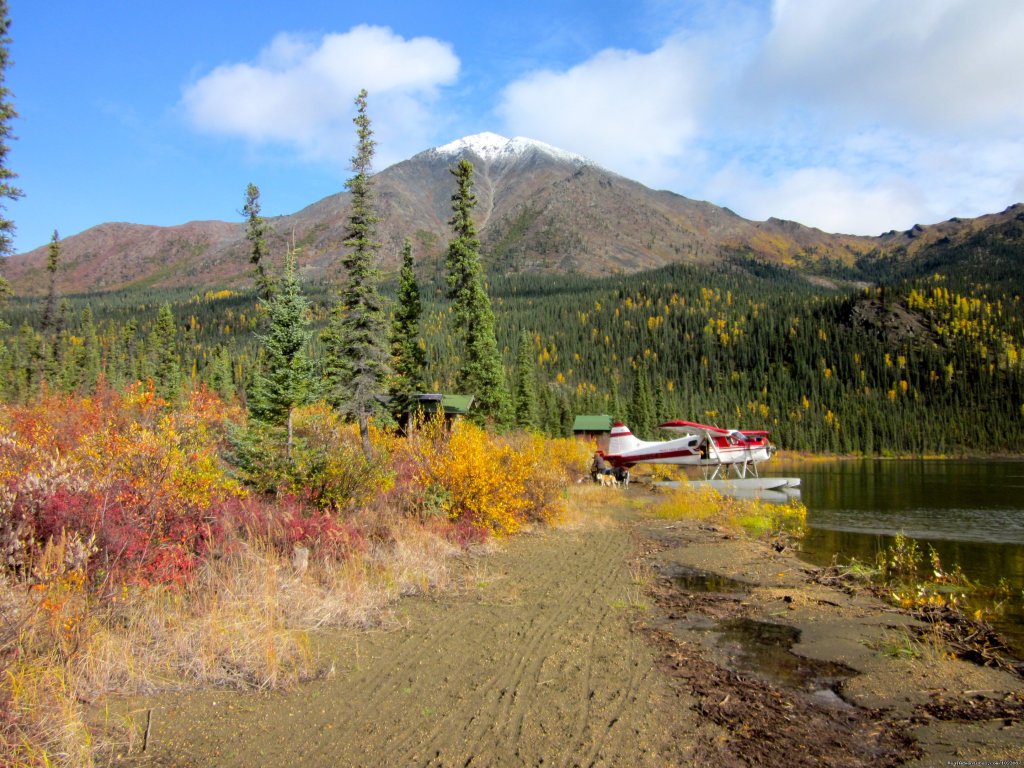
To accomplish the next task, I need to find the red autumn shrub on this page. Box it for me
[0,384,245,586]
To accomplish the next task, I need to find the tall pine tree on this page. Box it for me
[0,0,21,306]
[654,385,666,431]
[445,159,511,426]
[627,362,655,439]
[41,230,61,332]
[248,246,313,454]
[513,330,539,430]
[39,230,64,385]
[323,89,389,457]
[243,183,275,301]
[609,375,623,422]
[148,303,181,401]
[77,304,101,393]
[209,345,235,402]
[388,237,427,407]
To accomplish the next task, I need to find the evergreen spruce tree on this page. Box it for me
[323,89,389,457]
[0,0,17,379]
[149,303,181,400]
[105,323,127,390]
[609,376,623,422]
[43,298,69,386]
[0,334,9,400]
[0,302,7,395]
[0,0,21,295]
[538,383,556,435]
[243,183,275,301]
[654,385,666,431]
[209,345,235,401]
[445,159,511,426]
[628,363,655,438]
[117,318,138,387]
[388,237,427,407]
[56,329,78,393]
[512,330,539,430]
[5,321,38,400]
[557,389,574,436]
[41,230,60,332]
[133,332,149,384]
[248,247,313,453]
[78,304,101,393]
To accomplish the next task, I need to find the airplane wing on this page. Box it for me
[657,419,730,436]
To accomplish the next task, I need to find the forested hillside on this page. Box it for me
[2,255,1022,455]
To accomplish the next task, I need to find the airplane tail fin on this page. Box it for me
[606,422,642,456]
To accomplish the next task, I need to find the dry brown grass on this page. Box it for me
[0,518,467,767]
[285,521,460,629]
[559,483,623,529]
[2,658,94,768]
[68,543,315,698]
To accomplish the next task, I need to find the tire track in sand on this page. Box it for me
[122,505,697,767]
[456,527,625,765]
[383,524,622,765]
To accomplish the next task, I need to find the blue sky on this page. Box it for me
[6,0,1024,255]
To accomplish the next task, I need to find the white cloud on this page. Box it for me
[181,25,459,168]
[494,0,1024,235]
[716,0,1024,233]
[705,129,1024,235]
[707,164,925,235]
[496,35,713,188]
[179,6,1024,236]
[749,0,1024,133]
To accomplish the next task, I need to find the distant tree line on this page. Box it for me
[5,250,1024,456]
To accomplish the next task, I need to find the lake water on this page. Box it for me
[786,459,1024,653]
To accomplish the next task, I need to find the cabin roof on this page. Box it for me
[439,394,474,415]
[387,393,475,416]
[572,414,613,432]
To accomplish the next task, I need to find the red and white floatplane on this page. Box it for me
[600,420,799,493]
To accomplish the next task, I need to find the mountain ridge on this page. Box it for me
[4,133,1022,295]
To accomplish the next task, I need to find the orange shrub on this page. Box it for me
[505,433,591,526]
[425,421,532,535]
[414,422,586,535]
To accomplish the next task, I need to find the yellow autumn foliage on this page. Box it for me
[653,485,807,540]
[421,422,590,535]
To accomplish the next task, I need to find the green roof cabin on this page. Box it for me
[391,393,475,434]
[572,414,613,448]
[438,394,474,416]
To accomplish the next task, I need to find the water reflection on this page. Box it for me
[710,618,856,699]
[801,527,1024,587]
[790,460,1024,654]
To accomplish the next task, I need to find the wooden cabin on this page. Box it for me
[391,393,475,434]
[572,414,613,451]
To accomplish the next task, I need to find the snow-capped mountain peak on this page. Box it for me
[431,132,591,166]
[434,132,511,161]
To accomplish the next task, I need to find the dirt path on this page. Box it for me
[117,507,705,767]
[113,492,1024,766]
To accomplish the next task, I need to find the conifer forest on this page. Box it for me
[2,243,1022,456]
